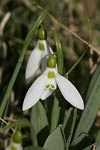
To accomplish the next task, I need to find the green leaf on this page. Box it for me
[50,97,60,132]
[31,101,48,134]
[30,126,38,146]
[95,130,100,142]
[24,146,47,150]
[73,64,100,143]
[62,107,73,130]
[0,4,50,118]
[86,63,100,100]
[52,29,64,75]
[66,108,77,149]
[44,125,66,150]
[4,118,30,129]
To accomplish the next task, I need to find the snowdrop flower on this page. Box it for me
[6,142,23,150]
[23,54,84,111]
[6,131,23,150]
[25,25,53,83]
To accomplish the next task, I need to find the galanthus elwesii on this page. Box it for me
[25,25,53,83]
[23,54,84,111]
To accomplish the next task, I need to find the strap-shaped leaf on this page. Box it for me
[73,64,100,143]
[50,97,60,132]
[31,101,48,134]
[44,125,66,150]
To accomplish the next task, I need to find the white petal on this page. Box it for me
[49,46,54,54]
[56,74,84,110]
[25,47,42,83]
[22,73,47,111]
[41,89,54,100]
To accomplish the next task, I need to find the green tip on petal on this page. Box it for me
[12,131,22,143]
[47,54,56,68]
[37,25,47,40]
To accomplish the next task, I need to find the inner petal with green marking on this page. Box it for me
[46,84,56,89]
[48,71,55,78]
[45,78,56,90]
[39,42,45,51]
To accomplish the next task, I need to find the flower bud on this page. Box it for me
[12,131,22,144]
[37,25,47,40]
[47,54,56,68]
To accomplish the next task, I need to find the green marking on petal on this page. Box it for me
[39,42,45,51]
[46,84,50,88]
[45,84,55,89]
[51,85,55,89]
[48,71,55,78]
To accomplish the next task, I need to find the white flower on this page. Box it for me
[6,142,23,150]
[25,40,53,83]
[23,66,84,111]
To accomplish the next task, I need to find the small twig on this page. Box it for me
[0,12,11,36]
[21,0,100,55]
[89,48,94,69]
[66,49,87,75]
[50,16,100,55]
[92,145,96,150]
[90,56,100,74]
[66,18,91,75]
[0,117,15,132]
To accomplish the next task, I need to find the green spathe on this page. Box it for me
[47,54,56,68]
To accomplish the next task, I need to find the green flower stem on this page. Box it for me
[0,5,50,118]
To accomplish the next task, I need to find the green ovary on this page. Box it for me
[47,54,56,68]
[37,25,47,40]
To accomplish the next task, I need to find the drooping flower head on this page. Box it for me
[23,54,84,111]
[25,25,53,83]
[6,131,23,150]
